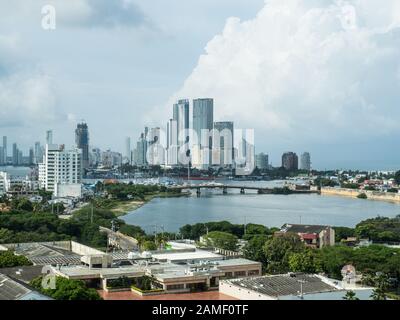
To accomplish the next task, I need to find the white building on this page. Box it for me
[39,144,82,194]
[220,273,374,300]
[0,171,10,195]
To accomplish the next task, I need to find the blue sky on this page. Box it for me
[0,0,399,170]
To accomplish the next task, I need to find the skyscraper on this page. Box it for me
[46,130,53,145]
[12,143,18,166]
[300,152,311,171]
[256,153,269,170]
[34,142,43,164]
[193,98,214,169]
[282,152,299,170]
[125,137,131,164]
[75,123,90,170]
[2,136,7,164]
[214,121,234,167]
[168,99,190,167]
[0,147,4,166]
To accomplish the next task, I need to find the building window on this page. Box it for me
[234,271,246,277]
[167,284,184,291]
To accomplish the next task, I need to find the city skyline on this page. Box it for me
[0,0,399,170]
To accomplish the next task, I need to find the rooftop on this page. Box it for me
[281,224,331,234]
[0,273,51,300]
[225,274,340,298]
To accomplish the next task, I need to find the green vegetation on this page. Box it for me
[357,193,368,199]
[180,221,275,240]
[107,276,133,289]
[0,250,33,268]
[343,183,361,190]
[202,231,239,251]
[343,291,359,300]
[0,205,145,249]
[355,216,400,242]
[30,276,102,300]
[314,177,338,188]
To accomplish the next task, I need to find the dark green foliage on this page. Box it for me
[105,183,161,201]
[334,226,356,242]
[107,276,132,289]
[203,231,238,251]
[30,276,102,300]
[0,250,33,268]
[355,216,400,242]
[180,221,246,240]
[357,193,368,199]
[263,233,305,274]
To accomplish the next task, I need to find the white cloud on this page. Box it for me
[0,37,60,129]
[166,0,400,145]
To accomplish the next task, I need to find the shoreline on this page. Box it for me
[111,191,191,217]
[321,187,400,205]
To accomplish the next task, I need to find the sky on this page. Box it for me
[0,0,399,170]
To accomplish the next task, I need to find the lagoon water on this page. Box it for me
[122,188,400,233]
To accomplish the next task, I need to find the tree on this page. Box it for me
[343,291,359,300]
[357,193,368,199]
[370,274,389,301]
[0,250,33,268]
[203,231,238,251]
[243,235,269,268]
[394,171,400,185]
[288,249,322,273]
[30,276,102,300]
[142,241,157,251]
[263,233,305,274]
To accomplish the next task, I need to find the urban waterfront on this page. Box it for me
[123,191,400,233]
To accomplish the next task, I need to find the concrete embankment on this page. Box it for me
[321,187,400,203]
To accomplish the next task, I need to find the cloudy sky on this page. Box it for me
[0,0,399,170]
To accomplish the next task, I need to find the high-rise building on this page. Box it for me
[125,137,131,164]
[300,152,311,171]
[256,153,269,170]
[75,123,89,170]
[12,143,19,166]
[29,148,34,165]
[213,121,234,167]
[166,119,178,166]
[147,127,164,165]
[168,99,190,167]
[34,142,43,164]
[193,98,214,169]
[0,147,4,166]
[2,136,7,164]
[46,130,53,145]
[39,144,82,193]
[0,171,10,195]
[282,152,299,170]
[134,131,148,167]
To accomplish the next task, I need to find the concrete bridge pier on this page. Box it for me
[240,188,245,194]
[196,188,201,197]
[223,187,228,195]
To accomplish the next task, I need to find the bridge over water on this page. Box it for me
[167,184,320,197]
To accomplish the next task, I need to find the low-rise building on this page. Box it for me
[276,224,335,248]
[220,273,374,300]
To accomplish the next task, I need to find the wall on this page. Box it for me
[321,187,400,203]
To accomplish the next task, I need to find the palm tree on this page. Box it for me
[343,291,359,300]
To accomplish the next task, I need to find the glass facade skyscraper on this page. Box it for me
[75,123,90,170]
[193,98,214,169]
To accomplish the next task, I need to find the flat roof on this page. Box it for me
[225,274,339,298]
[152,250,223,262]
